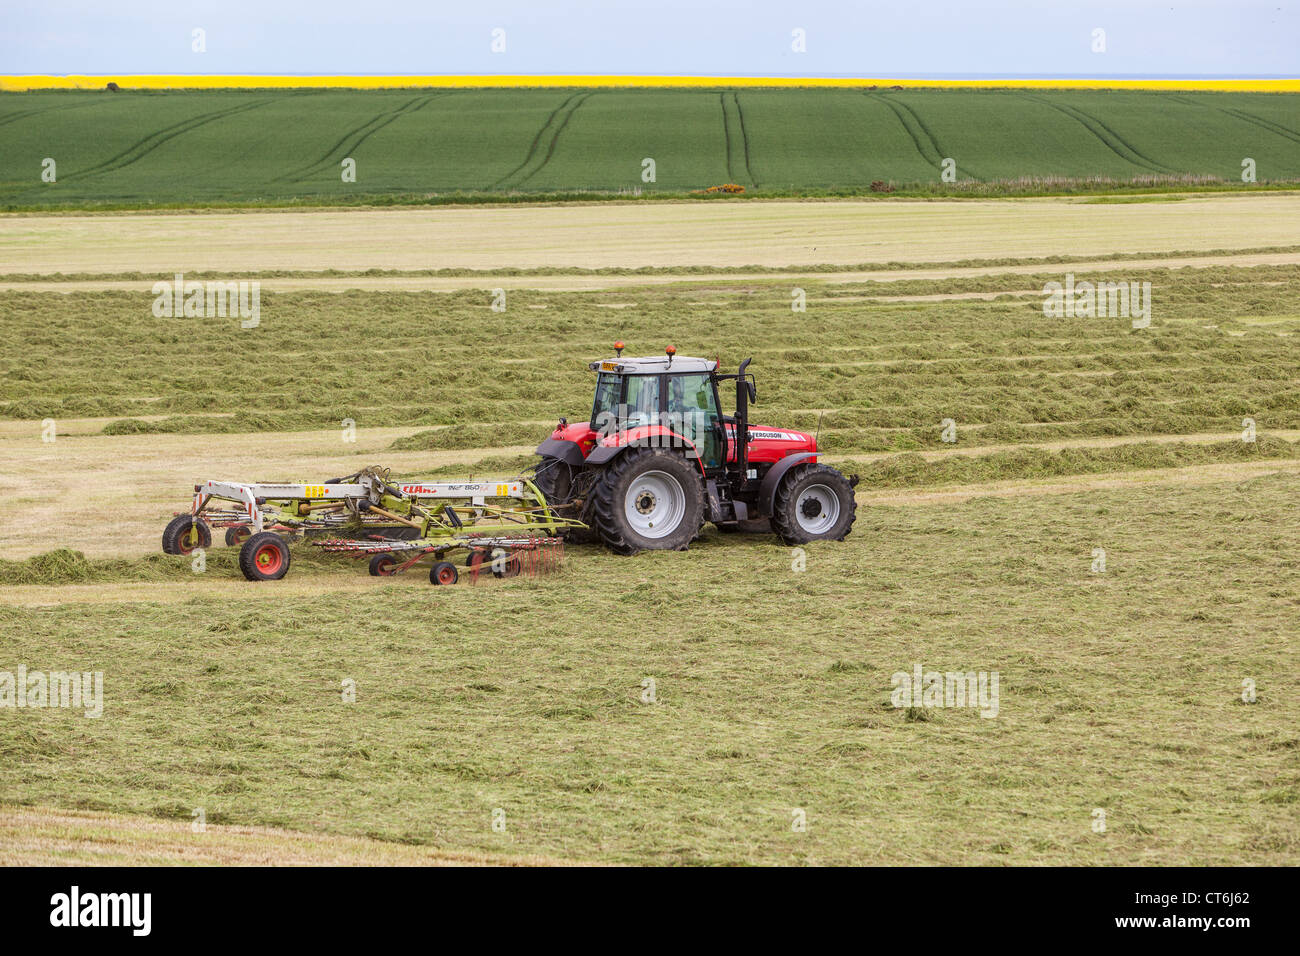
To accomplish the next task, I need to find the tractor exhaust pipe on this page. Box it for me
[735,357,753,483]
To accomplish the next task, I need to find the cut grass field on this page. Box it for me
[3,194,1299,276]
[1,472,1296,865]
[2,263,1296,443]
[0,89,1297,209]
[1,196,1297,863]
[6,250,1300,294]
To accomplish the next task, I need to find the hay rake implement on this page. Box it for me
[312,534,565,586]
[161,466,584,582]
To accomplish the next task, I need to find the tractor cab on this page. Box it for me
[588,349,726,470]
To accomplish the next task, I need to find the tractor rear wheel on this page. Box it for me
[532,455,598,544]
[239,532,291,581]
[588,448,704,555]
[162,515,211,555]
[771,464,857,545]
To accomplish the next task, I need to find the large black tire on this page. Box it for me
[162,515,211,555]
[238,531,291,581]
[771,463,857,546]
[532,454,598,544]
[588,447,704,555]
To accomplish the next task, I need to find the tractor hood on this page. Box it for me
[724,422,817,464]
[540,420,817,465]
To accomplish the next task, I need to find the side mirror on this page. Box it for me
[737,357,756,404]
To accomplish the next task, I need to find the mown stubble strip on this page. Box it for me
[3,195,1297,274]
[3,252,1298,292]
[853,458,1300,506]
[0,805,594,866]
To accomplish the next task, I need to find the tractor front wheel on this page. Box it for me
[162,515,212,555]
[239,532,291,581]
[771,464,857,546]
[588,447,704,555]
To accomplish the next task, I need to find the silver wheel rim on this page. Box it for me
[624,470,686,539]
[795,483,840,535]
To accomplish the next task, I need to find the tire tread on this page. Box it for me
[589,448,704,555]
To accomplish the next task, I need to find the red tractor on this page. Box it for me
[533,345,858,554]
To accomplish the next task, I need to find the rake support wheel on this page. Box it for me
[239,532,291,581]
[430,560,459,586]
[162,515,211,555]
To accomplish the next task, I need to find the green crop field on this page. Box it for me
[1,263,1297,864]
[0,88,1297,209]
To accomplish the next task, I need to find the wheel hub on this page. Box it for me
[624,470,686,538]
[794,483,841,535]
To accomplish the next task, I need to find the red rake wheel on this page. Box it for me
[224,526,251,547]
[466,549,489,583]
[491,551,523,579]
[238,532,291,582]
[368,553,397,577]
[429,560,459,586]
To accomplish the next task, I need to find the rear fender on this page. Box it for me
[586,425,706,476]
[535,437,588,466]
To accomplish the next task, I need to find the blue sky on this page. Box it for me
[3,1,1296,76]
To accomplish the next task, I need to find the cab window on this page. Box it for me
[667,373,722,467]
[591,373,661,432]
[623,375,660,429]
[590,373,621,427]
